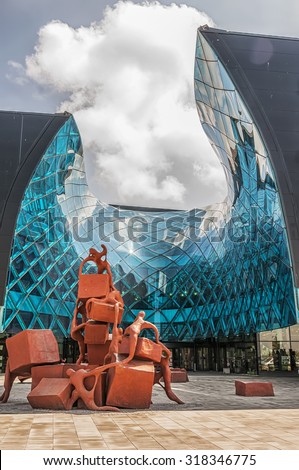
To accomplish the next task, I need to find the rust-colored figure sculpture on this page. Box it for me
[0,245,184,410]
[121,311,183,404]
[70,245,124,365]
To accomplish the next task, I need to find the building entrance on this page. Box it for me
[167,334,257,373]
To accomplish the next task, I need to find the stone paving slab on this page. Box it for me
[1,409,299,450]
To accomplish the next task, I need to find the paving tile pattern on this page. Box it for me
[1,410,299,450]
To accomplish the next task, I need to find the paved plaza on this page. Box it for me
[0,372,299,449]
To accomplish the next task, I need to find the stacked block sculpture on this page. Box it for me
[0,245,183,410]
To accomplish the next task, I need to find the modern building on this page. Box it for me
[1,27,299,373]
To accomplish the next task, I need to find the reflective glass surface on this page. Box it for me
[2,32,298,340]
[3,118,82,337]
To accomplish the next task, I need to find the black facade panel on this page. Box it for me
[223,33,299,55]
[20,114,53,161]
[0,111,70,304]
[231,49,299,74]
[244,70,299,93]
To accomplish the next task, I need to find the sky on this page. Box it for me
[1,0,299,210]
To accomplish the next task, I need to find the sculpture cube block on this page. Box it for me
[119,336,162,363]
[27,378,72,410]
[170,368,189,382]
[78,273,110,301]
[106,359,154,409]
[87,341,111,365]
[31,363,88,390]
[86,300,123,324]
[6,330,60,374]
[84,322,109,345]
[235,380,274,396]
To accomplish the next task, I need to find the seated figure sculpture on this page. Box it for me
[0,245,183,410]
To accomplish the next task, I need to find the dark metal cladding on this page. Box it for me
[0,111,70,304]
[200,26,299,287]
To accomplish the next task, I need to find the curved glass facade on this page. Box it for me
[1,31,298,341]
[3,117,82,336]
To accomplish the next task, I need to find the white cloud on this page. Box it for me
[6,60,29,86]
[25,0,227,209]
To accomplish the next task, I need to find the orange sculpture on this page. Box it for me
[0,245,184,410]
[70,245,124,365]
[0,329,60,403]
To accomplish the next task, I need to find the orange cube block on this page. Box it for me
[87,341,111,365]
[27,378,72,410]
[170,368,189,383]
[106,360,154,409]
[119,337,162,363]
[235,380,274,396]
[31,363,89,390]
[86,300,123,324]
[6,330,60,374]
[84,322,109,345]
[77,273,110,301]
